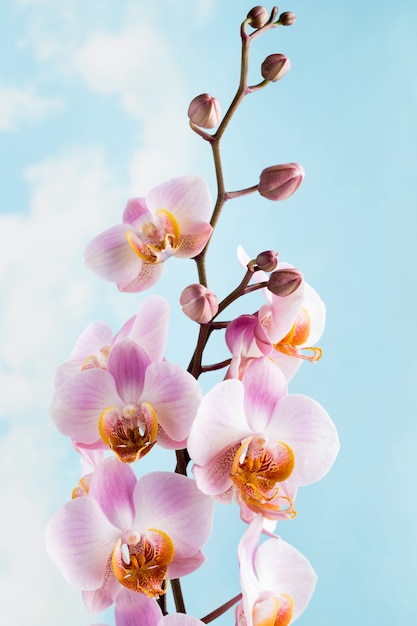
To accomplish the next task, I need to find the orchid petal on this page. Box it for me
[174,223,213,259]
[122,197,150,225]
[114,588,163,626]
[255,539,317,622]
[147,175,212,226]
[242,359,288,432]
[192,443,240,495]
[269,351,303,382]
[238,514,264,625]
[82,557,120,612]
[188,379,250,466]
[302,281,326,344]
[260,282,306,344]
[45,497,119,590]
[54,322,113,388]
[107,340,151,403]
[50,368,121,443]
[167,549,206,579]
[85,224,141,284]
[133,472,213,560]
[88,457,136,530]
[155,424,188,450]
[117,261,164,293]
[160,615,205,626]
[114,296,170,362]
[143,362,202,441]
[268,393,340,485]
[226,315,262,357]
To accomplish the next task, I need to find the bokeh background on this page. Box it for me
[1,1,417,624]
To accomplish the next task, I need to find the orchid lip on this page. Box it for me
[126,209,181,264]
[273,307,322,362]
[252,592,295,626]
[98,402,158,463]
[230,435,296,518]
[112,528,175,597]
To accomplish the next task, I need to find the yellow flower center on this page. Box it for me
[112,528,175,597]
[98,402,158,463]
[273,307,322,361]
[230,436,296,520]
[126,209,181,263]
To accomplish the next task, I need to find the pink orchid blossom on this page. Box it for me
[226,247,325,381]
[45,458,214,611]
[50,338,202,461]
[84,176,213,293]
[236,514,317,626]
[55,295,170,388]
[188,358,339,524]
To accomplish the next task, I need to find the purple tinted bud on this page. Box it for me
[256,250,279,272]
[247,6,269,29]
[279,11,296,26]
[180,284,219,324]
[188,93,221,129]
[261,53,291,82]
[258,163,305,201]
[267,268,303,297]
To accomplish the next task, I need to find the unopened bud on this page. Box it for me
[267,268,303,297]
[258,163,305,201]
[261,53,291,82]
[279,11,296,26]
[188,93,221,129]
[247,6,269,29]
[180,284,219,324]
[256,250,278,272]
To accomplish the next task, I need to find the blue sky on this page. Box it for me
[1,1,417,625]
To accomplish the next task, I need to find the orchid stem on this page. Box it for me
[171,578,186,614]
[200,592,242,623]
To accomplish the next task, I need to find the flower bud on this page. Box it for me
[267,268,303,297]
[258,163,305,201]
[187,93,221,129]
[261,53,291,82]
[180,284,219,324]
[247,6,269,29]
[255,250,278,272]
[279,11,296,26]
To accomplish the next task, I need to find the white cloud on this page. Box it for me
[0,81,61,131]
[0,422,95,626]
[72,17,200,188]
[0,145,127,625]
[16,1,204,187]
[0,146,125,416]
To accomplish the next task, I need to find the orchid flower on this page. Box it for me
[227,247,325,381]
[50,338,202,461]
[236,514,317,626]
[45,457,214,612]
[188,358,339,523]
[84,176,213,293]
[54,295,170,388]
